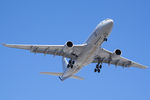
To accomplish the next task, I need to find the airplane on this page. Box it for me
[2,19,147,81]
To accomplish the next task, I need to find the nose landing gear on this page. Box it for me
[104,38,107,41]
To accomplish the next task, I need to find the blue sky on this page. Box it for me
[0,0,150,100]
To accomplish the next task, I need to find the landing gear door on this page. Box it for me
[62,57,68,72]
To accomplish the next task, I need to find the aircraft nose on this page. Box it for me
[102,19,113,33]
[104,19,113,30]
[106,19,113,26]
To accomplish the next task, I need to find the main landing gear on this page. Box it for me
[67,60,75,69]
[94,63,102,73]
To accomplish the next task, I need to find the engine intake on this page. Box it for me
[63,41,74,53]
[115,49,121,55]
[66,41,73,47]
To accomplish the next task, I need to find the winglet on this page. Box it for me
[1,43,15,48]
[1,43,12,48]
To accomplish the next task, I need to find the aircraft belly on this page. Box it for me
[76,45,98,66]
[62,23,113,78]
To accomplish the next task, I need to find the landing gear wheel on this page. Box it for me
[72,61,75,64]
[69,60,72,64]
[67,64,70,68]
[96,64,99,68]
[104,38,107,41]
[99,65,102,69]
[94,68,97,72]
[98,69,100,73]
[70,65,73,68]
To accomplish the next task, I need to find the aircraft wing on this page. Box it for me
[93,48,147,69]
[2,43,86,60]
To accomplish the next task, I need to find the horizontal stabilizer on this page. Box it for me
[40,72,63,76]
[40,72,84,80]
[71,75,84,80]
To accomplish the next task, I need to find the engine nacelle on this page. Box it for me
[112,49,122,58]
[66,41,73,47]
[115,49,121,55]
[63,41,73,53]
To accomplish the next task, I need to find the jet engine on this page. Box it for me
[115,49,121,55]
[66,41,73,48]
[111,49,122,58]
[63,41,73,53]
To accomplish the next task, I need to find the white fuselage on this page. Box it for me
[61,19,113,80]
